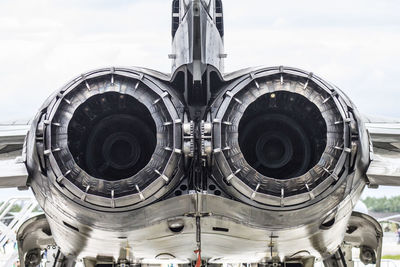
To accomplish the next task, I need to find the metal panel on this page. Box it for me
[365,115,400,186]
[0,121,30,188]
[367,154,400,186]
[0,122,30,147]
[0,159,28,188]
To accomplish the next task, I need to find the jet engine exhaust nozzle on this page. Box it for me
[28,68,184,210]
[211,67,354,208]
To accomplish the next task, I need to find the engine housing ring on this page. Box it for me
[35,68,184,210]
[211,67,353,208]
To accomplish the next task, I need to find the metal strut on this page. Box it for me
[194,193,202,267]
[323,248,348,267]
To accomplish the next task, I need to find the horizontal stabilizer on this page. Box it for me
[0,120,30,188]
[0,158,28,188]
[365,115,400,186]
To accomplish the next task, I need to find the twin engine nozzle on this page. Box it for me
[26,67,359,211]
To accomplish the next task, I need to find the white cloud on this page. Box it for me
[222,0,400,117]
[0,0,399,120]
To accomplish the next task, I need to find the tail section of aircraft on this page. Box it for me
[0,1,398,266]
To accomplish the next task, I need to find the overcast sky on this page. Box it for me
[0,0,399,200]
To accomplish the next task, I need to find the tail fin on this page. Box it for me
[170,0,226,117]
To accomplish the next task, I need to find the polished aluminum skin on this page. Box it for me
[0,0,399,266]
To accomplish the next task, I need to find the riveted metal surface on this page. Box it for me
[27,68,185,210]
[211,67,355,208]
[11,0,381,264]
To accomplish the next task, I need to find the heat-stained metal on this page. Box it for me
[0,0,399,266]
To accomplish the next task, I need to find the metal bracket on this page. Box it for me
[183,114,195,159]
[200,113,213,166]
